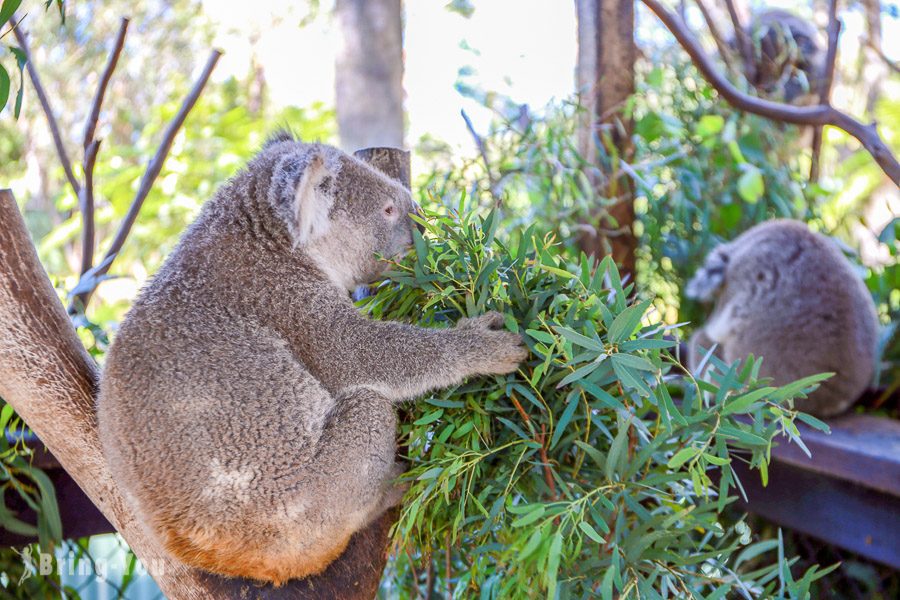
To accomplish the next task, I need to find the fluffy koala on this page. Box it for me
[97,134,527,585]
[686,220,879,417]
[739,9,826,104]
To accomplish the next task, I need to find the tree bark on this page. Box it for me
[575,0,637,278]
[335,0,405,151]
[0,147,409,599]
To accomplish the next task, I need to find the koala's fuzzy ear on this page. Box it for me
[291,154,334,245]
[269,147,339,246]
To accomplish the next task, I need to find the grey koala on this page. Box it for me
[97,134,527,585]
[686,220,879,417]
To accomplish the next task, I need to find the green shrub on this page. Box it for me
[369,201,834,598]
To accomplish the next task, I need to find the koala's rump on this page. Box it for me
[99,318,353,583]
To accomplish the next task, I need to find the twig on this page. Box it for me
[460,109,498,204]
[82,18,129,151]
[722,0,755,83]
[78,141,100,276]
[810,0,841,183]
[10,14,81,194]
[537,423,558,500]
[865,37,900,75]
[640,0,900,184]
[445,532,453,598]
[694,0,736,76]
[72,49,222,310]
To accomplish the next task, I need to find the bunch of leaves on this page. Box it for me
[368,200,834,598]
[866,218,900,417]
[0,400,62,553]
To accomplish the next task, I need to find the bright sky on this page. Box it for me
[199,0,900,152]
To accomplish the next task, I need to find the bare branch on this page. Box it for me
[73,50,221,310]
[460,109,498,203]
[722,0,755,82]
[82,18,129,151]
[641,0,900,184]
[865,37,900,75]
[694,0,736,76]
[78,140,100,276]
[810,0,841,183]
[10,14,80,195]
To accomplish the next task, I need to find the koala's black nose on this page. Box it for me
[412,202,426,234]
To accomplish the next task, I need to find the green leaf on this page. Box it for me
[0,64,9,113]
[413,409,443,425]
[737,165,765,203]
[667,446,700,469]
[579,521,605,544]
[553,325,604,351]
[696,114,724,138]
[608,300,649,343]
[0,0,23,27]
[549,392,580,449]
[545,531,563,598]
[795,412,830,434]
[721,386,775,415]
[526,328,556,345]
[511,504,545,528]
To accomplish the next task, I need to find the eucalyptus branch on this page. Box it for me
[865,38,900,75]
[78,140,100,276]
[810,0,841,183]
[71,49,222,311]
[460,109,499,203]
[693,0,736,77]
[10,13,80,194]
[82,18,129,150]
[721,0,754,82]
[640,0,900,184]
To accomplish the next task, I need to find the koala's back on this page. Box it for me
[697,220,879,416]
[98,196,354,582]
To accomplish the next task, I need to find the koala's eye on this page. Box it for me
[384,204,395,216]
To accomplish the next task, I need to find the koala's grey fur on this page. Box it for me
[97,135,527,585]
[686,220,879,417]
[742,9,826,104]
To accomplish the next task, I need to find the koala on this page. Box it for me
[686,220,879,417]
[740,9,826,104]
[97,134,527,585]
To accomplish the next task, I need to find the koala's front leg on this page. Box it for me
[330,311,527,403]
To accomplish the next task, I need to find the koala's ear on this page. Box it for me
[269,148,338,246]
[292,153,334,245]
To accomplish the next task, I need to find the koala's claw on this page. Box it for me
[481,330,528,375]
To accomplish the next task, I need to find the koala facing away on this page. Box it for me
[98,135,527,585]
[686,220,879,417]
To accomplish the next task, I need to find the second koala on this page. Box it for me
[686,220,879,417]
[98,135,527,585]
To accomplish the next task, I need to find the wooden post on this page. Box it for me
[575,0,637,278]
[0,146,409,599]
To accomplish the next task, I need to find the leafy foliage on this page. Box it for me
[370,201,833,598]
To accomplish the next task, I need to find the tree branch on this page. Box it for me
[693,0,736,76]
[721,0,754,83]
[72,49,222,311]
[460,109,499,203]
[865,37,900,75]
[82,17,129,151]
[10,14,81,195]
[640,0,900,184]
[810,0,841,183]
[78,140,100,276]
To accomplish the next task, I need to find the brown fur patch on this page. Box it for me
[161,525,353,586]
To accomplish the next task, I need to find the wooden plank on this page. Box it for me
[769,414,900,496]
[732,456,900,568]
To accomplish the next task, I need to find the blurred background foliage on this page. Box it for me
[0,0,897,597]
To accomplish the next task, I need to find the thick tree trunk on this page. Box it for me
[575,0,637,278]
[335,0,405,151]
[0,147,409,599]
[860,0,885,116]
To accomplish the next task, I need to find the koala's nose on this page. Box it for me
[411,202,426,234]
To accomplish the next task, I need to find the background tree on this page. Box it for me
[334,0,404,151]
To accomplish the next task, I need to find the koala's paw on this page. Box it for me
[457,312,528,375]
